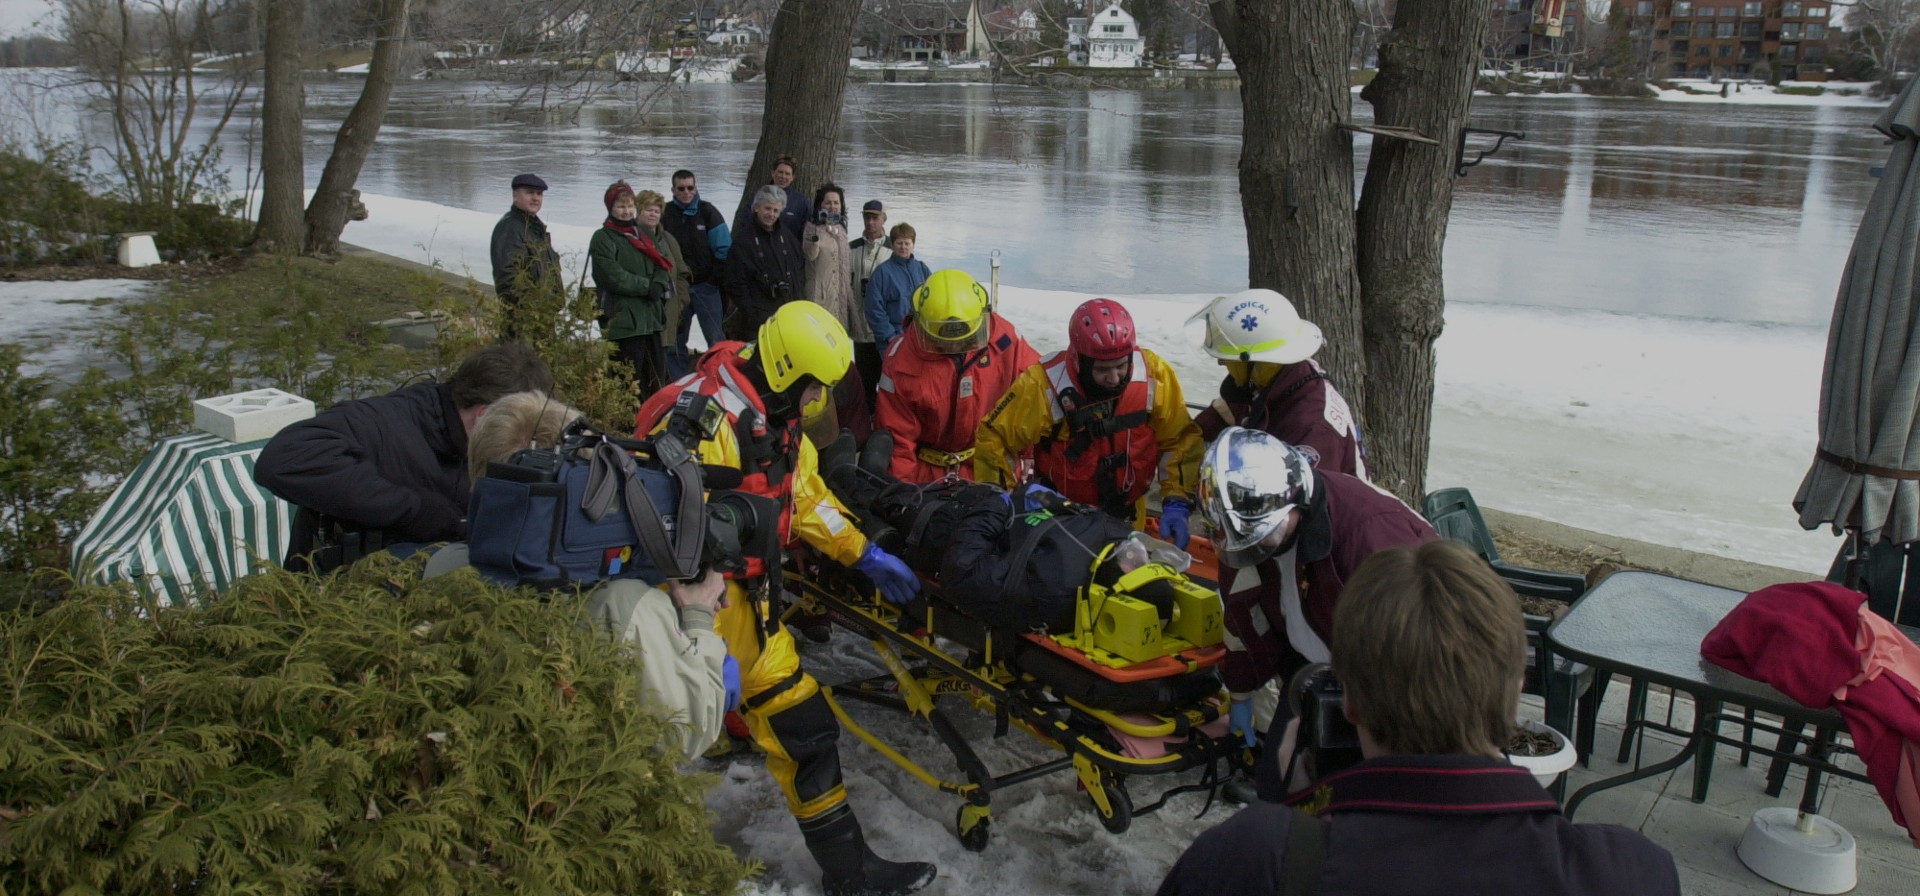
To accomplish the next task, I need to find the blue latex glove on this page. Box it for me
[1227,698,1257,749]
[721,654,742,713]
[1014,484,1064,512]
[856,543,921,605]
[1160,498,1192,550]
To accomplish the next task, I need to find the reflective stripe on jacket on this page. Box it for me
[974,347,1203,514]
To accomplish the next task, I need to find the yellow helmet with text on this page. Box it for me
[911,269,991,354]
[756,300,853,394]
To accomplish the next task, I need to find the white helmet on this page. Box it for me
[1190,288,1323,365]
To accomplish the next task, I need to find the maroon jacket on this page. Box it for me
[1220,470,1436,693]
[1156,755,1680,896]
[1194,360,1365,478]
[1703,581,1920,846]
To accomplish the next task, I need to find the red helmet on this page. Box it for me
[1068,298,1136,360]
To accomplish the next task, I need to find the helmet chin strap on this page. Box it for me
[742,354,802,423]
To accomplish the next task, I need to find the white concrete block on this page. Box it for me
[117,232,161,268]
[193,388,315,443]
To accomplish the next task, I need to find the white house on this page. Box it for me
[1085,4,1142,68]
[1066,15,1088,65]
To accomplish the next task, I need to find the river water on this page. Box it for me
[259,79,1888,329]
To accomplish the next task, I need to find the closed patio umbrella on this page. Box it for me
[1796,78,1920,557]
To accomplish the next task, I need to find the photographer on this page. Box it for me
[722,184,807,341]
[254,344,554,574]
[1197,427,1435,802]
[423,392,736,760]
[1156,540,1680,896]
[635,301,934,896]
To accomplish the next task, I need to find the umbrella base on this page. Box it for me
[1736,807,1857,894]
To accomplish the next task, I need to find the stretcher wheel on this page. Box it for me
[1094,774,1132,835]
[956,804,991,852]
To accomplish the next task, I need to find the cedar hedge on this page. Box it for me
[0,557,753,895]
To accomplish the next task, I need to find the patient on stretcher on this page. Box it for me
[820,432,1190,635]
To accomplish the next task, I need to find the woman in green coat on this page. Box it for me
[590,180,675,392]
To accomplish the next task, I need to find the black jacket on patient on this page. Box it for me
[823,468,1132,635]
[937,486,1135,634]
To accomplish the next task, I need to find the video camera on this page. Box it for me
[468,420,781,588]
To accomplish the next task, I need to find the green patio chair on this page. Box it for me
[1421,487,1598,796]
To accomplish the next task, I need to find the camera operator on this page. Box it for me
[634,300,933,896]
[1197,427,1436,803]
[1156,540,1680,896]
[422,391,737,760]
[722,185,807,341]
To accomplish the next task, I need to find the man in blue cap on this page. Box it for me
[490,173,562,339]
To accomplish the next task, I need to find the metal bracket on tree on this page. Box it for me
[1455,127,1527,178]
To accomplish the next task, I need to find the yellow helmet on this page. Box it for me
[911,269,991,354]
[756,300,853,394]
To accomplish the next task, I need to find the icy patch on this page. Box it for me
[0,278,156,377]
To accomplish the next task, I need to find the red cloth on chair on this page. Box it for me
[1701,581,1920,847]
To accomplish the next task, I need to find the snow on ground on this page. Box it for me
[704,626,1214,896]
[3,190,1846,578]
[1651,78,1885,106]
[0,191,1859,894]
[337,189,1841,575]
[0,278,156,378]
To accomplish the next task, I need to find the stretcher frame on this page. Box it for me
[780,559,1239,851]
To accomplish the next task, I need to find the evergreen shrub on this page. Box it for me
[0,558,753,894]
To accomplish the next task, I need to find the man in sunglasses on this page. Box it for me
[1197,426,1435,801]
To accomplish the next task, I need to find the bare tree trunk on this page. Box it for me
[1209,0,1365,405]
[1354,0,1486,503]
[254,0,307,253]
[739,0,862,217]
[304,0,412,257]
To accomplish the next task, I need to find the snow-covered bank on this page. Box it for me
[0,278,157,378]
[3,190,1842,577]
[331,190,1840,576]
[1466,76,1888,107]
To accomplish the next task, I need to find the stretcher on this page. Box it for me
[779,514,1239,851]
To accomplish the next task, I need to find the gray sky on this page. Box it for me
[0,0,56,37]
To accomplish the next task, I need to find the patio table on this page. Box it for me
[1544,570,1915,818]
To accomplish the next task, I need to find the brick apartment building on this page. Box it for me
[1626,0,1837,81]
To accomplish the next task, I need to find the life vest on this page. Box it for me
[1033,350,1157,516]
[634,341,798,578]
[881,314,1033,482]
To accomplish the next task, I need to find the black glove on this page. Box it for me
[648,281,667,303]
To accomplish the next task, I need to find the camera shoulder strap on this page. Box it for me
[1278,807,1329,896]
[581,435,705,580]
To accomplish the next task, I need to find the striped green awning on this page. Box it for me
[71,432,292,604]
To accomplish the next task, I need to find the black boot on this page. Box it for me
[802,808,936,896]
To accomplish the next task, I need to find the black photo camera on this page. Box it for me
[1287,663,1364,782]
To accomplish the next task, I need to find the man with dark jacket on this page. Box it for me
[490,173,563,339]
[1155,539,1680,896]
[253,344,554,573]
[722,184,807,341]
[664,169,731,372]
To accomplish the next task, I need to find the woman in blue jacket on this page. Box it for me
[863,222,931,347]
